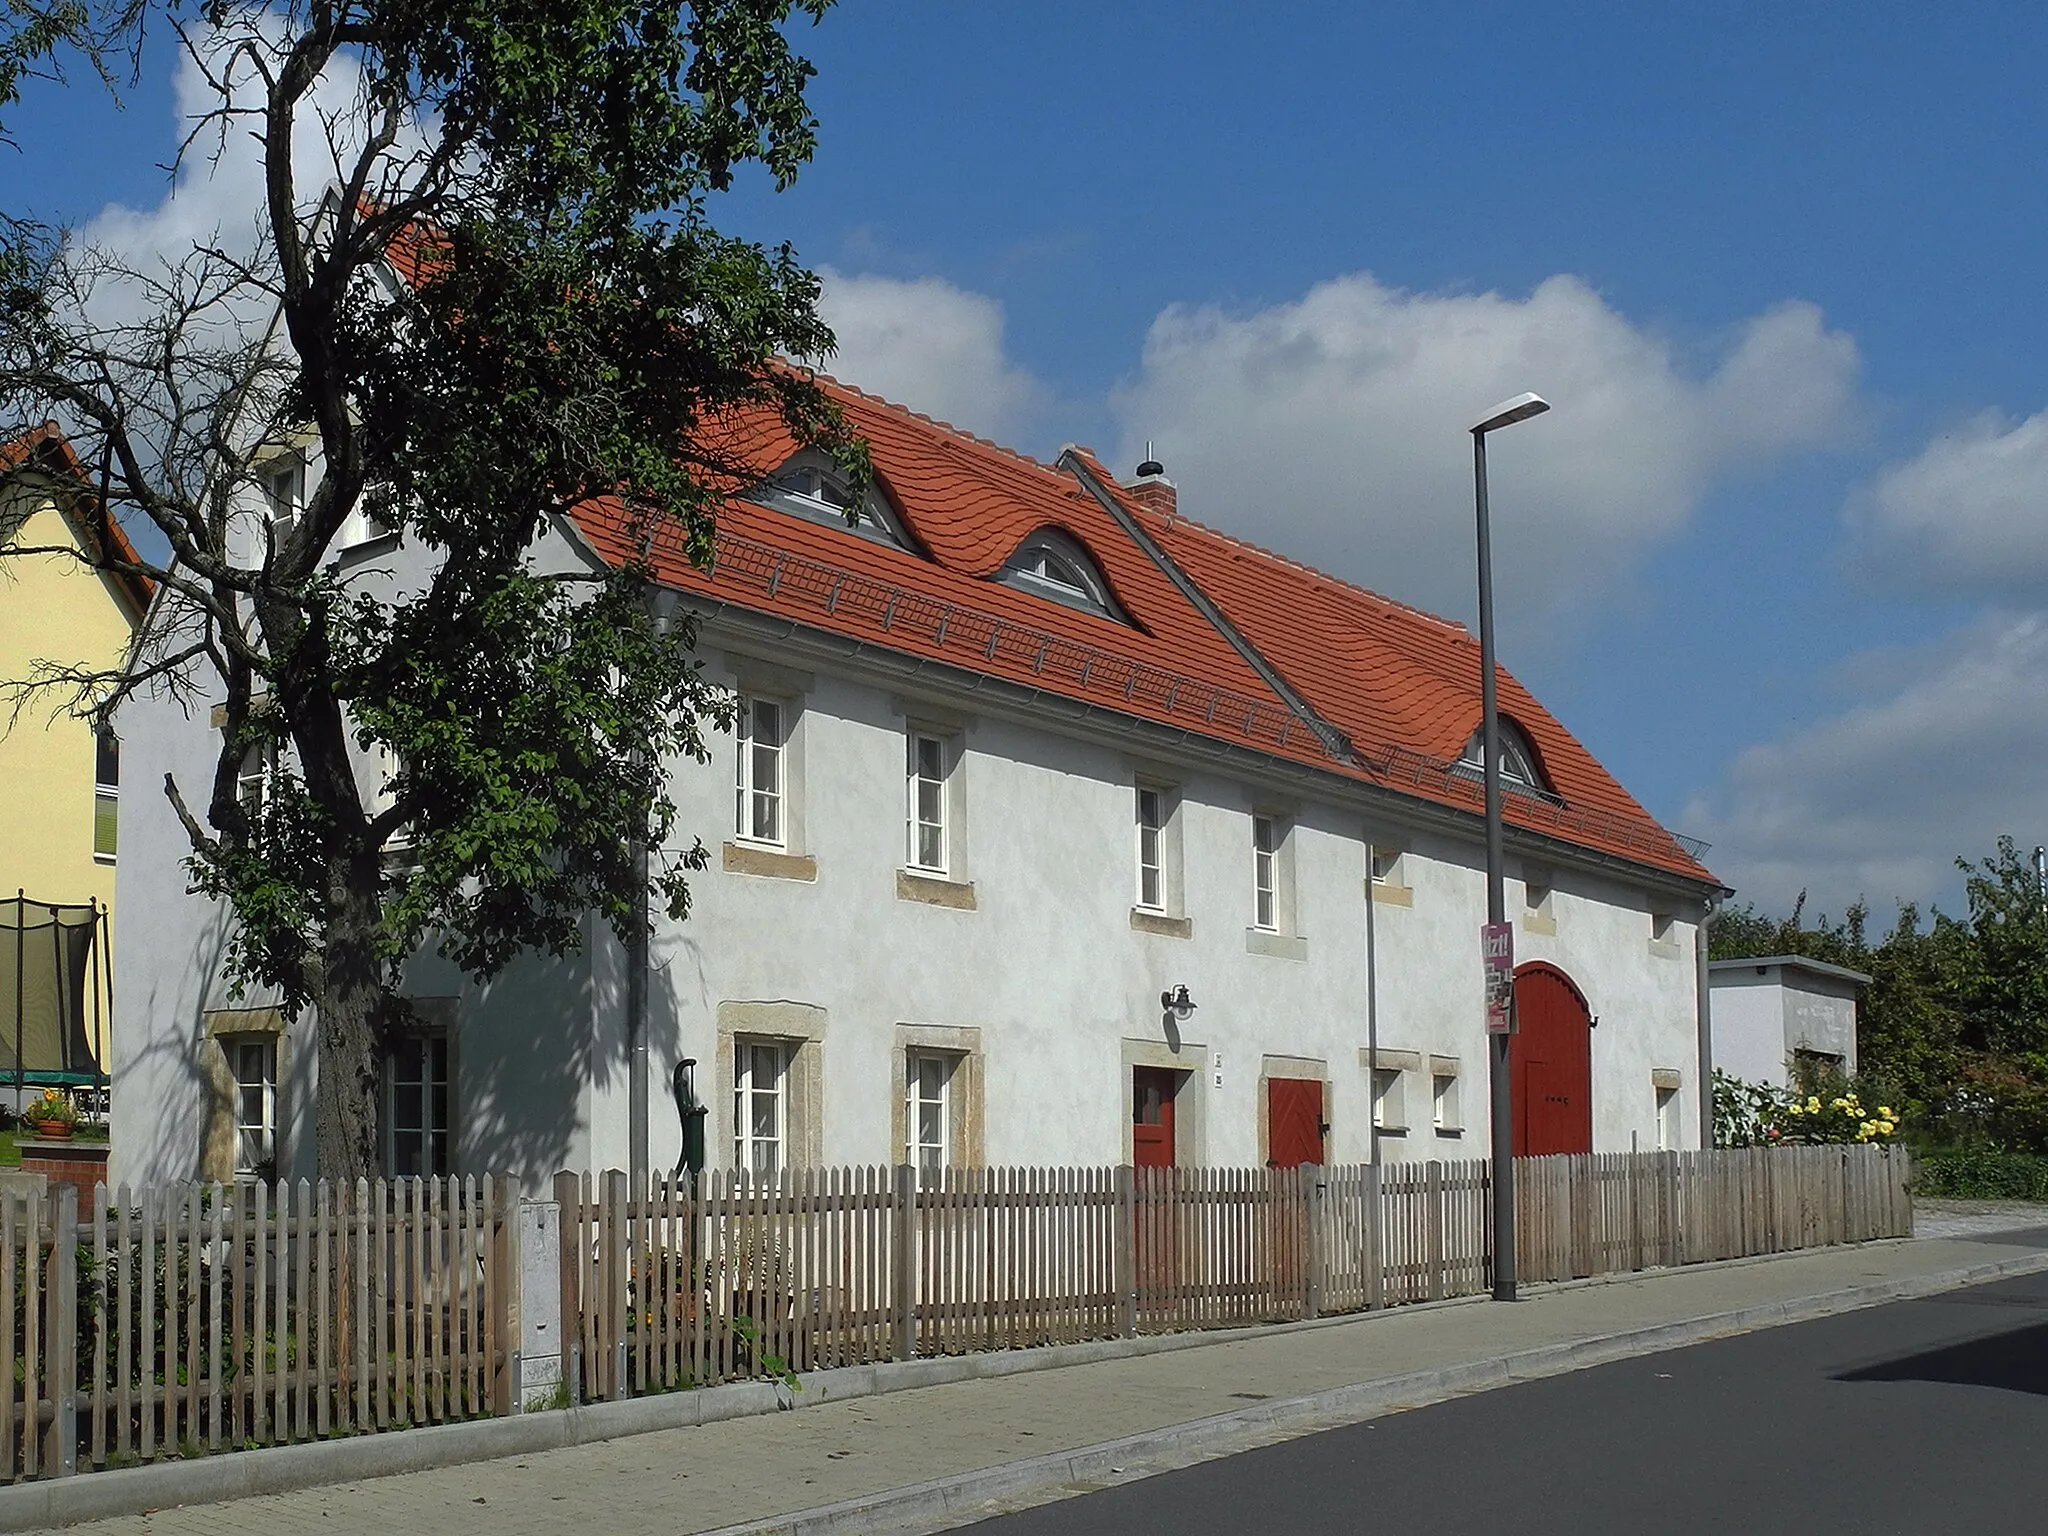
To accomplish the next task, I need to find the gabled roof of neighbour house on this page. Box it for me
[562,377,1714,886]
[0,422,155,621]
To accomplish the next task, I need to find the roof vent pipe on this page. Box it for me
[1136,439,1165,479]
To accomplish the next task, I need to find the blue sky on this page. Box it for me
[9,1,2048,918]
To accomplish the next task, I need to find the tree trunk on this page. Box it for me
[315,856,388,1181]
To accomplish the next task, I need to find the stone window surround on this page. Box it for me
[1121,1036,1207,1166]
[715,1000,826,1172]
[890,1023,986,1170]
[1366,1047,1421,1136]
[201,1006,290,1184]
[1255,1053,1331,1168]
[1430,1054,1463,1135]
[1520,862,1557,937]
[1367,838,1412,908]
[1245,798,1301,951]
[725,653,813,857]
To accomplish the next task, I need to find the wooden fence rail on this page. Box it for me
[555,1143,1912,1402]
[2,1175,512,1483]
[0,1145,1911,1482]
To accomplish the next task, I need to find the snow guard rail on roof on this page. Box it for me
[698,529,1708,876]
[708,529,1320,756]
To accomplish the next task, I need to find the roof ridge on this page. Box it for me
[808,370,1064,480]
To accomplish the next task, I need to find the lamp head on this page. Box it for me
[1160,984,1197,1022]
[1472,392,1552,436]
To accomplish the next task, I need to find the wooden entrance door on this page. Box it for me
[1266,1077,1326,1168]
[1510,963,1594,1156]
[1133,1067,1177,1168]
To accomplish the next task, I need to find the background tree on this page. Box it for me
[0,0,858,1178]
[1712,837,2048,1153]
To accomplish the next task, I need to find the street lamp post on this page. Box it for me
[1472,391,1550,1303]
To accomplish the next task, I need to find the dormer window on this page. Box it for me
[997,529,1130,623]
[1454,719,1559,802]
[754,450,916,550]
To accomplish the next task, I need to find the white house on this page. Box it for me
[110,367,1724,1190]
[1708,955,1866,1089]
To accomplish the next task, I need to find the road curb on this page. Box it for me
[5,1243,2045,1533]
[692,1245,2048,1536]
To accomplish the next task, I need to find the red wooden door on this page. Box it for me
[1266,1077,1326,1168]
[1510,964,1593,1156]
[1133,1067,1177,1168]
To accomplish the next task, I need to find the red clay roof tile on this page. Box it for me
[568,378,1713,886]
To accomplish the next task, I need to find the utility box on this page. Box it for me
[517,1199,565,1411]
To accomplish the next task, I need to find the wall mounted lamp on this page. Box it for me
[1160,984,1197,1022]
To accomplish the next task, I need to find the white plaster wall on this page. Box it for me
[1785,982,1858,1075]
[1709,971,1791,1087]
[113,542,1711,1184]
[574,636,1708,1176]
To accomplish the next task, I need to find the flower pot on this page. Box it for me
[31,1121,72,1141]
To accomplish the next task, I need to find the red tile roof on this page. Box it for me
[0,422,155,619]
[1067,452,1712,880]
[567,378,1714,886]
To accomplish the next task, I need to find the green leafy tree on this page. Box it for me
[1712,839,2048,1154]
[1,0,859,1178]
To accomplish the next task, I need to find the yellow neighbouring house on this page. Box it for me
[0,425,152,1086]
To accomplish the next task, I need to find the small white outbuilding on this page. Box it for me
[1708,955,1868,1088]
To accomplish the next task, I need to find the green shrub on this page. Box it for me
[1915,1148,2048,1201]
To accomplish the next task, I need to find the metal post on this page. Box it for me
[1474,431,1516,1303]
[627,817,648,1193]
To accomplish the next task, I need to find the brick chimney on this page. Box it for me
[1124,445,1176,524]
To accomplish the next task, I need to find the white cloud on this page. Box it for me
[814,269,1048,444]
[1107,274,1861,642]
[76,15,437,326]
[1683,611,2048,916]
[1847,408,2048,597]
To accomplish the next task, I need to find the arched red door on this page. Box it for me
[1510,963,1593,1156]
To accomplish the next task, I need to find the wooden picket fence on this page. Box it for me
[555,1143,1913,1402]
[0,1145,1912,1481]
[1516,1145,1915,1283]
[1,1176,512,1482]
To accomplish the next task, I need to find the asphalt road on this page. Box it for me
[962,1234,2048,1536]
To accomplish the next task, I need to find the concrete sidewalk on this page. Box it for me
[12,1229,2048,1536]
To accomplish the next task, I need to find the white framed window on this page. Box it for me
[906,1050,954,1177]
[236,742,274,825]
[734,696,786,847]
[1432,1071,1460,1133]
[232,1037,277,1175]
[261,457,304,534]
[906,732,947,873]
[93,727,119,863]
[1371,1068,1406,1132]
[996,531,1129,623]
[1656,1084,1681,1151]
[1136,787,1165,911]
[758,451,915,548]
[1454,719,1555,799]
[735,1039,787,1178]
[385,1033,451,1177]
[1252,815,1280,931]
